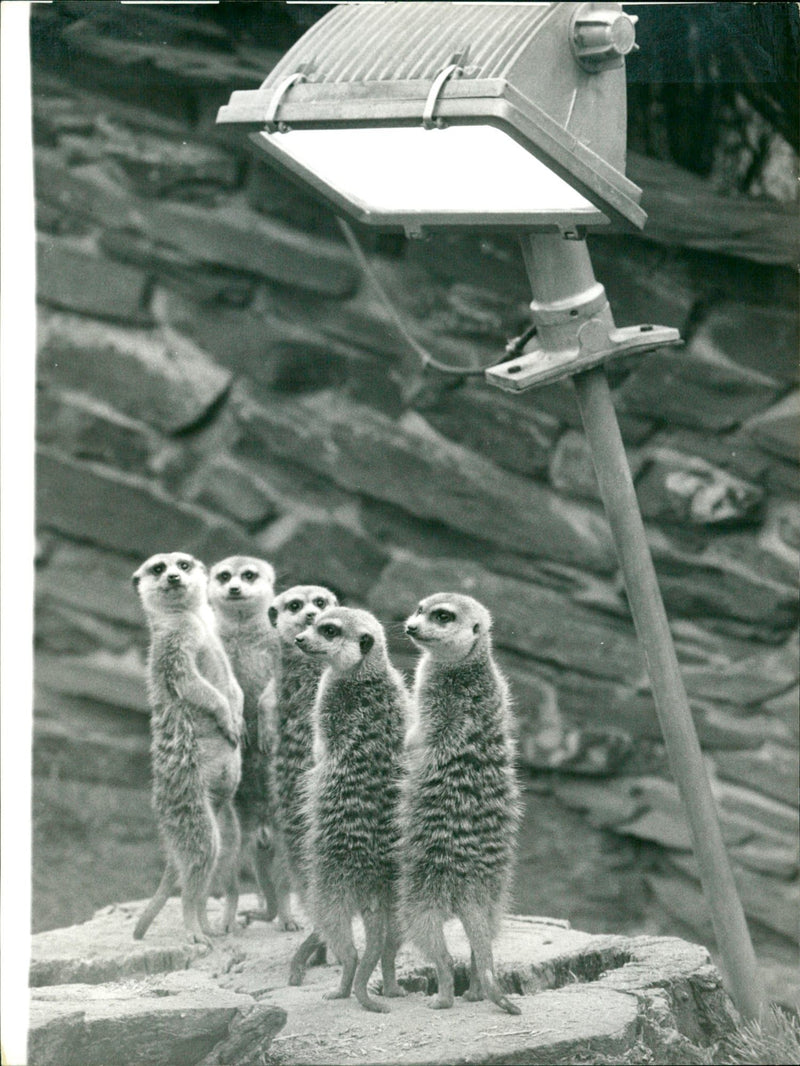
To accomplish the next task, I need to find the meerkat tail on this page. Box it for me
[288,929,326,987]
[133,860,178,940]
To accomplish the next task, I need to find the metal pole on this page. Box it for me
[517,233,765,1020]
[573,365,765,1021]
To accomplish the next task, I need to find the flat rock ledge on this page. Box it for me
[29,895,738,1066]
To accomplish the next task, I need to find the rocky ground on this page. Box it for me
[28,894,740,1066]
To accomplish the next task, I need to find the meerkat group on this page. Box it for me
[133,549,521,1015]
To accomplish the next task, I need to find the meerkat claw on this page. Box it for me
[462,988,484,1002]
[381,983,407,998]
[426,995,454,1010]
[358,997,391,1014]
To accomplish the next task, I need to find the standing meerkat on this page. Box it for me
[208,555,291,928]
[268,585,338,983]
[132,552,244,947]
[297,606,408,1014]
[400,592,522,1016]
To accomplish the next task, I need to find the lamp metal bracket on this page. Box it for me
[263,66,314,131]
[422,50,469,129]
[485,321,680,393]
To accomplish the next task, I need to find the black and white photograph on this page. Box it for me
[1,2,798,1064]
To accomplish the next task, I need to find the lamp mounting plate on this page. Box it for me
[485,322,680,392]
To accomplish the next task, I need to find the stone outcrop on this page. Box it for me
[28,0,798,1006]
[28,897,738,1066]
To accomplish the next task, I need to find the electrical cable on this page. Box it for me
[336,216,532,378]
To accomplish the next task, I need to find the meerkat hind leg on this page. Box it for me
[251,831,279,922]
[458,902,520,1016]
[416,913,455,1010]
[353,908,390,1014]
[133,860,179,941]
[214,799,241,935]
[379,912,406,998]
[462,949,484,1002]
[321,906,358,1001]
[176,818,218,947]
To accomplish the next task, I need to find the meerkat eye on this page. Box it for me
[216,571,231,584]
[178,560,191,571]
[288,600,303,613]
[151,562,166,576]
[242,571,257,582]
[313,597,327,609]
[319,624,340,640]
[432,609,456,625]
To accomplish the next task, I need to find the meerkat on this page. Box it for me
[298,606,408,1013]
[131,552,244,947]
[208,555,294,929]
[399,592,522,1016]
[268,585,339,984]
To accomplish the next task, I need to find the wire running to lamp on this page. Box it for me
[336,217,526,379]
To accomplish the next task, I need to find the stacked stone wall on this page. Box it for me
[30,3,798,969]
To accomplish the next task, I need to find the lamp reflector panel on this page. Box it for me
[254,125,602,230]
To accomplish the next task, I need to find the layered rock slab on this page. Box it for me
[29,896,738,1066]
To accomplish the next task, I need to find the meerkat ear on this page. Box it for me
[132,572,141,589]
[359,633,374,656]
[473,622,480,634]
[268,605,279,627]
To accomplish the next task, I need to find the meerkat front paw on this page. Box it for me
[222,726,239,748]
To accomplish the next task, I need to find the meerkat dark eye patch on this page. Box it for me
[178,560,191,571]
[288,600,303,613]
[242,571,257,582]
[320,624,341,640]
[268,605,278,626]
[151,563,166,576]
[359,633,375,655]
[313,597,327,609]
[217,571,231,583]
[432,609,456,625]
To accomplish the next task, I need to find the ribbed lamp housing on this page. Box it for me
[217,1,645,231]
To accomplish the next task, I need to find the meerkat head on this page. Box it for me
[208,556,276,620]
[404,592,492,662]
[268,585,339,649]
[295,606,386,675]
[132,552,207,618]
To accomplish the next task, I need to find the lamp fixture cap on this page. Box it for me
[571,4,639,72]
